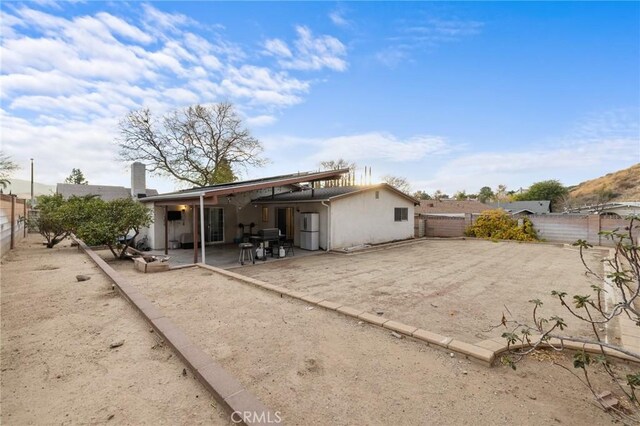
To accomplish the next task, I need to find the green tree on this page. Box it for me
[30,194,69,248]
[515,180,568,212]
[77,197,153,259]
[64,168,89,185]
[477,186,494,203]
[0,152,20,189]
[453,190,468,200]
[118,102,265,187]
[413,190,432,200]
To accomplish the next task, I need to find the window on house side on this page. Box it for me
[375,191,379,199]
[262,207,269,222]
[394,207,408,222]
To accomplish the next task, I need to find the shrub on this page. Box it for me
[465,209,538,241]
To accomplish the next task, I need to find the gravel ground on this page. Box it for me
[111,260,622,426]
[1,236,227,425]
[239,239,607,343]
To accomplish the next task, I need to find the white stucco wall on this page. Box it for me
[330,188,414,249]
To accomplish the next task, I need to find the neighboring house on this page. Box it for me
[139,169,418,254]
[2,179,55,200]
[568,201,640,218]
[488,200,550,215]
[56,162,158,201]
[416,200,491,217]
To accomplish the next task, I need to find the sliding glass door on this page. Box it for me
[204,207,224,244]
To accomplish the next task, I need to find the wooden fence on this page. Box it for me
[0,194,28,257]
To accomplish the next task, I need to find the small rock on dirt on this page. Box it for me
[390,331,402,339]
[462,370,468,375]
[109,340,124,349]
[450,353,455,358]
[76,275,91,282]
[107,414,115,421]
[376,310,384,316]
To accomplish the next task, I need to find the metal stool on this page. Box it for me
[238,243,254,265]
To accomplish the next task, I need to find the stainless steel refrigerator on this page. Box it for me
[300,212,319,250]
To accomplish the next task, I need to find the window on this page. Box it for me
[394,207,408,222]
[262,207,269,223]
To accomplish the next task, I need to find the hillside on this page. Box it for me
[569,163,640,203]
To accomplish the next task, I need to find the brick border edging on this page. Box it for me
[73,238,277,426]
[197,263,496,366]
[197,263,639,367]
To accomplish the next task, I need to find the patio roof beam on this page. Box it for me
[202,169,347,198]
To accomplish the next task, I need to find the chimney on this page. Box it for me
[131,162,146,198]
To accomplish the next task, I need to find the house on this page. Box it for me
[488,200,550,215]
[416,199,491,217]
[56,162,158,201]
[138,169,418,262]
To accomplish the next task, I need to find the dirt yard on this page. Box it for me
[110,259,623,425]
[240,239,607,344]
[0,236,227,425]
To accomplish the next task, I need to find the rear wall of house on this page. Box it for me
[330,189,414,249]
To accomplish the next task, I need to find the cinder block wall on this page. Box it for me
[420,213,637,247]
[0,194,27,257]
[423,215,467,237]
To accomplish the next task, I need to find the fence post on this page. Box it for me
[10,195,16,249]
[587,214,601,246]
[23,201,27,238]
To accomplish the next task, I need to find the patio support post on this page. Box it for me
[164,206,168,255]
[199,194,206,264]
[193,204,198,263]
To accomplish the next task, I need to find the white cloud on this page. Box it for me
[413,110,640,194]
[0,4,347,188]
[311,132,450,162]
[261,132,451,162]
[95,12,153,44]
[376,16,483,67]
[264,26,347,72]
[245,114,277,127]
[264,39,292,58]
[329,9,351,28]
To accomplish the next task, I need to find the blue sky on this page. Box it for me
[1,1,638,194]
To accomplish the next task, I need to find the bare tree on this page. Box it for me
[319,159,356,187]
[382,175,411,194]
[0,151,19,189]
[118,103,266,187]
[498,217,640,421]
